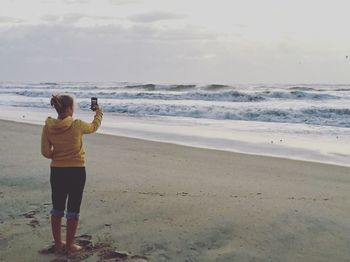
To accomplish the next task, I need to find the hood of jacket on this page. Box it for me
[45,116,74,134]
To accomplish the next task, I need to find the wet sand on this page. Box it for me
[0,119,350,261]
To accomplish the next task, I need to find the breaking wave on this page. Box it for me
[1,82,350,128]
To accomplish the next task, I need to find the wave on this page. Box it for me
[259,91,338,100]
[4,98,349,128]
[40,82,58,85]
[0,83,99,90]
[9,89,341,102]
[1,87,349,128]
[203,84,231,91]
[2,81,350,89]
[289,85,350,92]
[288,86,317,91]
[126,84,156,90]
[334,88,350,91]
[168,84,197,91]
[126,84,198,91]
[11,89,265,102]
[86,103,350,128]
[125,84,198,91]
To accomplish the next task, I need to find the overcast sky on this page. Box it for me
[1,0,350,84]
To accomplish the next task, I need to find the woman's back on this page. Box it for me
[41,108,103,167]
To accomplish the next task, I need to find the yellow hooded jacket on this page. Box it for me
[41,109,103,167]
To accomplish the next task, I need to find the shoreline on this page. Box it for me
[1,118,349,169]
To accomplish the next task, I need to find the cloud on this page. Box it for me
[128,11,186,23]
[41,15,61,22]
[0,23,220,82]
[109,0,140,5]
[39,0,90,3]
[62,13,86,24]
[1,22,341,83]
[0,16,24,24]
[63,0,90,3]
[176,53,217,60]
[155,25,217,41]
[39,13,122,25]
[236,24,248,28]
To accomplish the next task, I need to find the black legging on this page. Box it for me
[50,167,86,220]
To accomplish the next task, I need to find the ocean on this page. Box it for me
[0,81,349,166]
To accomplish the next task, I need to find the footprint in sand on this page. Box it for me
[27,219,40,228]
[22,208,43,229]
[22,210,38,219]
[98,248,130,260]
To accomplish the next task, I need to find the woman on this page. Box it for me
[41,94,103,252]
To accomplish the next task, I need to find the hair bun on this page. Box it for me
[50,94,62,110]
[50,94,74,114]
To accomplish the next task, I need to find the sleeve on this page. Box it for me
[78,108,103,134]
[41,126,53,159]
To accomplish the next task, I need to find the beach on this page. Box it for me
[1,119,350,261]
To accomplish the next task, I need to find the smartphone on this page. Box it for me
[90,97,98,111]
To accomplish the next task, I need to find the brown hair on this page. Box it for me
[50,94,74,114]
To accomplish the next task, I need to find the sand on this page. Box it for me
[0,119,350,262]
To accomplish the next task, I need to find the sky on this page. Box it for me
[0,0,350,84]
